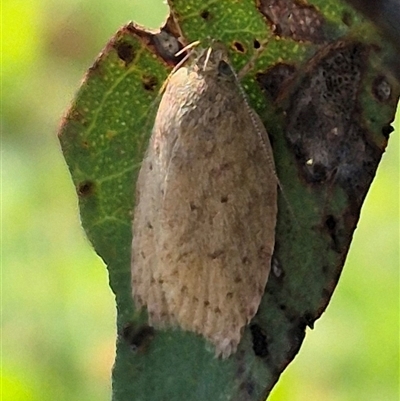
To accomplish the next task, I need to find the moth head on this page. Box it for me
[197,43,235,83]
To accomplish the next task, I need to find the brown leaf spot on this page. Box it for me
[342,10,354,27]
[115,41,135,65]
[232,41,246,53]
[77,180,95,197]
[325,214,336,231]
[284,41,382,201]
[257,0,327,43]
[250,324,269,357]
[142,75,158,92]
[253,39,261,49]
[120,322,155,353]
[372,75,392,102]
[200,9,212,20]
[256,63,296,101]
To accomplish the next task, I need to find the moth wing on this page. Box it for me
[131,136,170,325]
[158,104,278,356]
[131,78,186,327]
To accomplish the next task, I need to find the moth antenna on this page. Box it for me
[142,41,202,163]
[159,41,201,95]
[174,40,201,57]
[203,46,213,71]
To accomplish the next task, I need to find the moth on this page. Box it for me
[131,44,277,358]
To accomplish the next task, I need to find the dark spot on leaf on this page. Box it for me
[253,39,261,49]
[256,63,296,101]
[120,322,155,352]
[324,215,342,253]
[325,215,336,231]
[381,124,394,139]
[342,11,354,26]
[372,75,392,102]
[115,41,135,65]
[285,41,382,201]
[308,161,328,183]
[232,41,245,53]
[245,381,255,396]
[142,75,158,91]
[250,324,269,357]
[77,180,95,197]
[200,9,211,20]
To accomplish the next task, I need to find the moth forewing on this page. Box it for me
[131,46,277,358]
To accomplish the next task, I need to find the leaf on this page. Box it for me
[58,0,399,400]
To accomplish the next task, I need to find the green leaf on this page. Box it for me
[58,0,399,400]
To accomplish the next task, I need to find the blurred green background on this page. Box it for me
[2,0,398,400]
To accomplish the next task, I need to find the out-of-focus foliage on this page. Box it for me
[3,0,398,400]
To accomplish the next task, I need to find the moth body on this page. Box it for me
[131,47,277,357]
